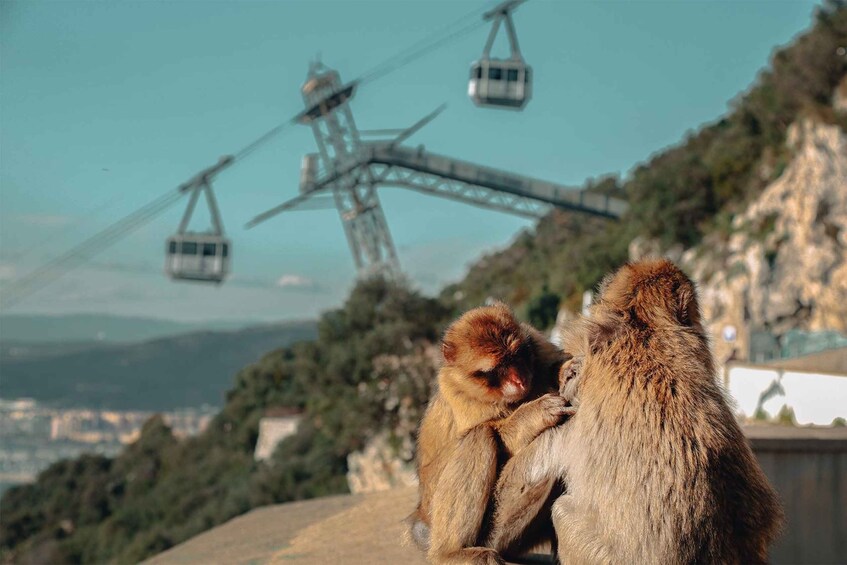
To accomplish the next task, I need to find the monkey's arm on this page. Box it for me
[559,356,584,405]
[488,422,574,554]
[493,393,574,456]
[427,425,505,564]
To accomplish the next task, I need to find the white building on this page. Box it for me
[725,347,847,426]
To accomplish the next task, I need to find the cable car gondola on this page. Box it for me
[165,174,231,284]
[468,0,531,110]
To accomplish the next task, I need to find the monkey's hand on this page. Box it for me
[559,355,584,405]
[495,394,574,456]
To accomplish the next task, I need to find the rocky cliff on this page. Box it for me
[346,347,438,494]
[632,116,847,364]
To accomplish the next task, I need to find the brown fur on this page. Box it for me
[408,303,568,564]
[485,356,582,557]
[492,259,784,564]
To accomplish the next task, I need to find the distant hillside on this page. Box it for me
[0,314,257,344]
[0,340,113,361]
[0,321,317,410]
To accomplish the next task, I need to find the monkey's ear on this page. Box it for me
[441,339,457,364]
[595,272,616,301]
[675,281,700,327]
[586,320,616,355]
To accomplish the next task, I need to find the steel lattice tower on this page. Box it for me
[299,62,399,275]
[249,62,627,275]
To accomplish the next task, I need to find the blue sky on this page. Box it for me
[0,0,820,322]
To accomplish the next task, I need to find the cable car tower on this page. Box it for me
[296,61,399,274]
[248,61,627,277]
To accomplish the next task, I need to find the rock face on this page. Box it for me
[346,346,438,494]
[347,432,419,494]
[632,118,847,363]
[834,76,847,114]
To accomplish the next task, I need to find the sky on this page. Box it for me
[0,0,822,323]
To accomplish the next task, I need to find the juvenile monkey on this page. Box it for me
[408,303,570,564]
[484,354,583,556]
[492,259,783,564]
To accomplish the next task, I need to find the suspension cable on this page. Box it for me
[2,1,511,306]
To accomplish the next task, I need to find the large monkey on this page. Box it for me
[408,303,570,564]
[490,259,783,564]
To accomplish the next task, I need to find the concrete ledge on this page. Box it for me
[745,424,847,452]
[147,426,846,564]
[144,488,426,565]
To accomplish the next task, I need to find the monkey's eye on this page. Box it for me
[473,369,495,379]
[517,343,533,361]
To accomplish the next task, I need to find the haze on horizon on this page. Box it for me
[0,0,822,323]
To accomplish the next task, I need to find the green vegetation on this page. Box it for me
[445,1,846,317]
[1,277,447,564]
[1,3,845,563]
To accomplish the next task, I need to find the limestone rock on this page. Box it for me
[346,346,438,494]
[346,432,418,494]
[678,119,847,363]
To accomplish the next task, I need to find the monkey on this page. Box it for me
[407,302,572,565]
[483,354,584,558]
[488,259,783,564]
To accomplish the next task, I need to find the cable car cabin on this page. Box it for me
[165,234,230,283]
[468,60,531,109]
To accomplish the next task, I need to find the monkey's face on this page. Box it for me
[465,341,535,403]
[442,304,535,405]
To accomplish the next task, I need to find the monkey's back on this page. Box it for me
[567,329,782,564]
[413,393,457,525]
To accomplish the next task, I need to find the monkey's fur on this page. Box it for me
[484,355,582,556]
[493,259,783,564]
[408,303,570,564]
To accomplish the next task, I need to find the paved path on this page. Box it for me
[146,487,428,565]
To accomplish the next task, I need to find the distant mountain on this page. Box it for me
[0,340,114,361]
[0,320,317,410]
[0,314,258,344]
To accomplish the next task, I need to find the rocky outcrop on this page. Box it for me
[346,432,419,494]
[346,346,438,494]
[632,118,847,363]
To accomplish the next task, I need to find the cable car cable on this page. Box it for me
[357,2,494,87]
[359,19,488,87]
[3,1,511,305]
[232,120,296,162]
[8,191,129,263]
[2,191,184,306]
[4,121,299,304]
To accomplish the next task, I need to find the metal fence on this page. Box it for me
[747,425,847,564]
